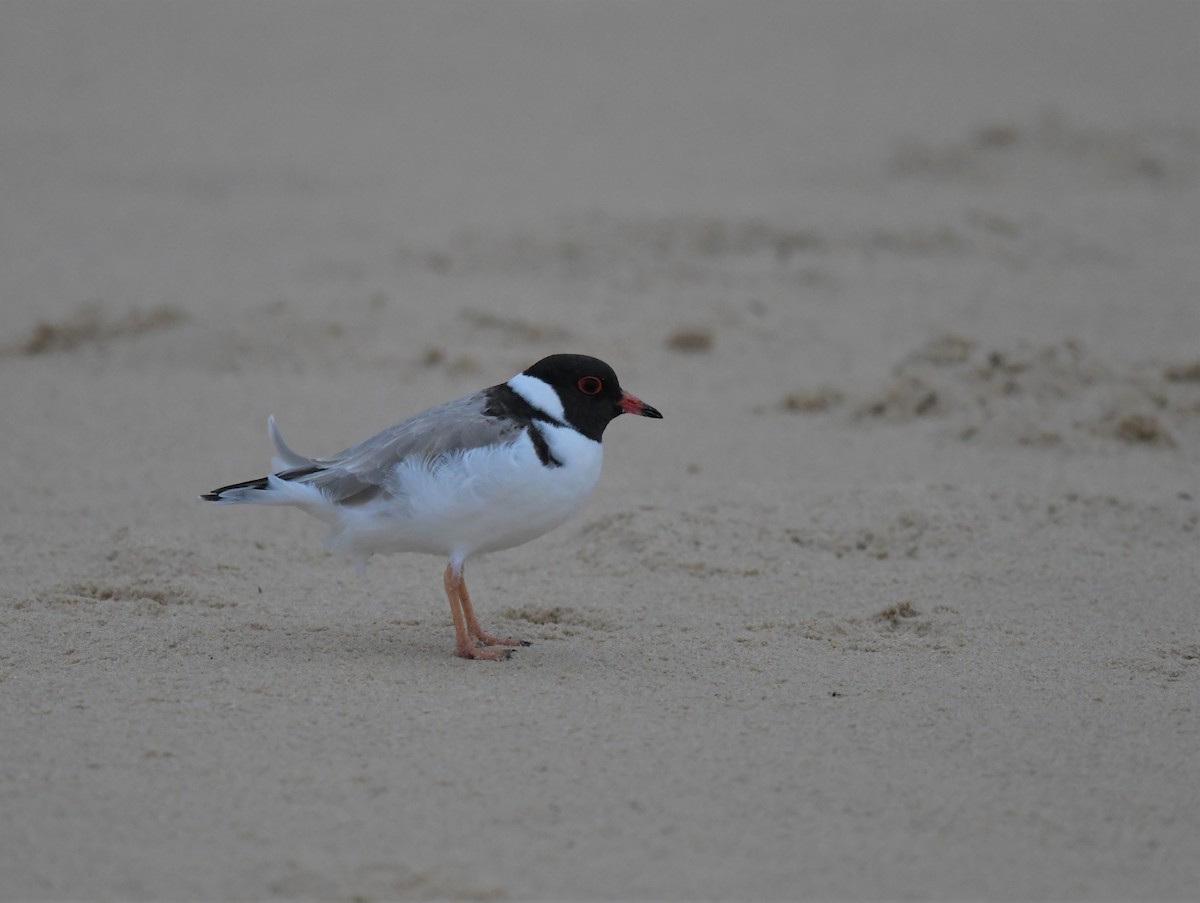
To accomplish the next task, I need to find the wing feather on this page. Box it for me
[281,388,524,504]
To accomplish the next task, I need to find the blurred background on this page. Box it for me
[2,4,1197,900]
[3,1,1196,337]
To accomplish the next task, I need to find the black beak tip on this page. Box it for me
[641,404,663,419]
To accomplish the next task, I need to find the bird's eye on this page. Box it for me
[577,376,603,395]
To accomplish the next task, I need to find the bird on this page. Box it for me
[202,353,662,660]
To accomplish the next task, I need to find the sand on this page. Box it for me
[1,2,1197,900]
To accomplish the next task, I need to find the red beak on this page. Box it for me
[619,391,663,419]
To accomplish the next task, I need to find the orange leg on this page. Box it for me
[443,564,516,661]
[458,574,529,649]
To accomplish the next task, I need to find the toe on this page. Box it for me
[457,644,514,661]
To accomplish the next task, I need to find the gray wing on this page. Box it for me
[276,388,524,504]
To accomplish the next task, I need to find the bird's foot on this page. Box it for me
[455,641,515,661]
[471,629,531,648]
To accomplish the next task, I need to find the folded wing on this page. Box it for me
[268,390,526,505]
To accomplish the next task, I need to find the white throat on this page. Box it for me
[507,373,566,423]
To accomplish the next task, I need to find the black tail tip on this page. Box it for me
[200,476,271,501]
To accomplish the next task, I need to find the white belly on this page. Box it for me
[329,424,603,564]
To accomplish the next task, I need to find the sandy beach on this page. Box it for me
[1,2,1197,899]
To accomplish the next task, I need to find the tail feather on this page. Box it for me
[201,476,271,502]
[202,417,321,503]
[269,415,313,471]
[202,465,324,503]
